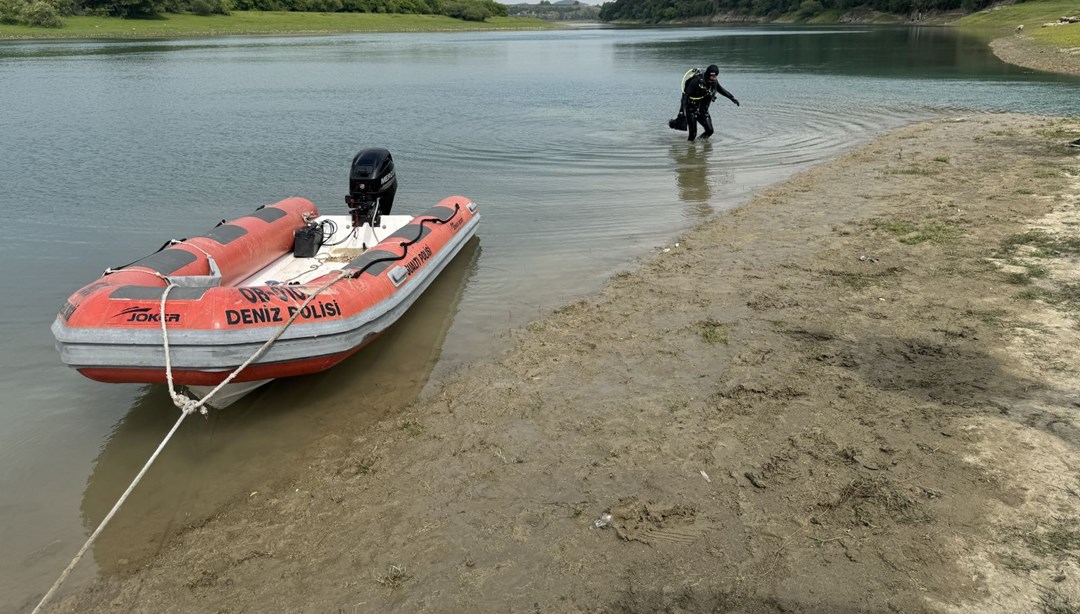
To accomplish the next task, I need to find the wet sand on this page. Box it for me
[40,113,1080,613]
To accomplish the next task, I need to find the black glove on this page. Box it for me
[733,98,740,107]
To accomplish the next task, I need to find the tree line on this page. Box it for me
[1,0,506,28]
[598,0,997,22]
[506,0,601,20]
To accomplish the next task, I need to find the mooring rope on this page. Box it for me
[32,268,352,613]
[30,410,191,614]
[161,269,352,415]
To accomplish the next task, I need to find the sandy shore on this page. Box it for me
[41,114,1080,613]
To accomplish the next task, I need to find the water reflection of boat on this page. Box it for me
[79,237,480,573]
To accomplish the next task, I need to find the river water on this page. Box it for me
[0,24,1076,611]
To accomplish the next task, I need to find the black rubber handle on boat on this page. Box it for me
[103,238,186,276]
[347,204,461,280]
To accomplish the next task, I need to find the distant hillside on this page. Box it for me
[507,0,600,19]
[598,0,993,23]
[1,0,508,28]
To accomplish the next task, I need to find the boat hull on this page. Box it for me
[52,196,479,387]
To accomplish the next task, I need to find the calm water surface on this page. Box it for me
[0,24,1077,611]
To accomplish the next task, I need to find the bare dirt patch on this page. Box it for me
[43,114,1080,613]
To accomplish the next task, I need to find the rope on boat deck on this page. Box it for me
[32,268,353,614]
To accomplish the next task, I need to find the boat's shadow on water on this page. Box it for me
[79,236,481,573]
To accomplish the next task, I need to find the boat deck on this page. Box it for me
[240,214,412,287]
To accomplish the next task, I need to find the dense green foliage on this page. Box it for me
[598,0,999,22]
[0,0,505,27]
[507,0,601,20]
[229,0,506,20]
[0,12,546,36]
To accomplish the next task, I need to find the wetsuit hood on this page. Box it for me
[705,64,719,78]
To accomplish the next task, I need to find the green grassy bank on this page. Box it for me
[956,0,1080,47]
[0,11,553,39]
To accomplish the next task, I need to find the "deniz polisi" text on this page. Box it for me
[225,300,342,326]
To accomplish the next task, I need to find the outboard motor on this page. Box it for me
[346,147,397,228]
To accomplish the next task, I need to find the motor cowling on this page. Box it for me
[346,147,397,228]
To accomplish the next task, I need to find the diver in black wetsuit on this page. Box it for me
[682,64,739,142]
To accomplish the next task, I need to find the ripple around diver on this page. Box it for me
[431,138,669,168]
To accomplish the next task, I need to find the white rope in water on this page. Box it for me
[32,268,353,613]
[30,410,191,614]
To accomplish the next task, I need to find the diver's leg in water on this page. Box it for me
[687,109,698,142]
[700,112,714,139]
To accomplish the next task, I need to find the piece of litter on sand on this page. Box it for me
[699,470,711,483]
[663,248,671,253]
[744,471,767,489]
[593,513,613,529]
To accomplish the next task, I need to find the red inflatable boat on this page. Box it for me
[52,149,480,407]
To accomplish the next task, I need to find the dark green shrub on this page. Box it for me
[227,0,275,9]
[445,1,479,18]
[339,0,371,11]
[23,0,62,25]
[796,0,821,16]
[81,0,163,16]
[441,0,479,19]
[0,0,21,23]
[299,0,342,11]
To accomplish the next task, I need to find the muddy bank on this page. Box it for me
[990,33,1080,76]
[43,114,1080,613]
